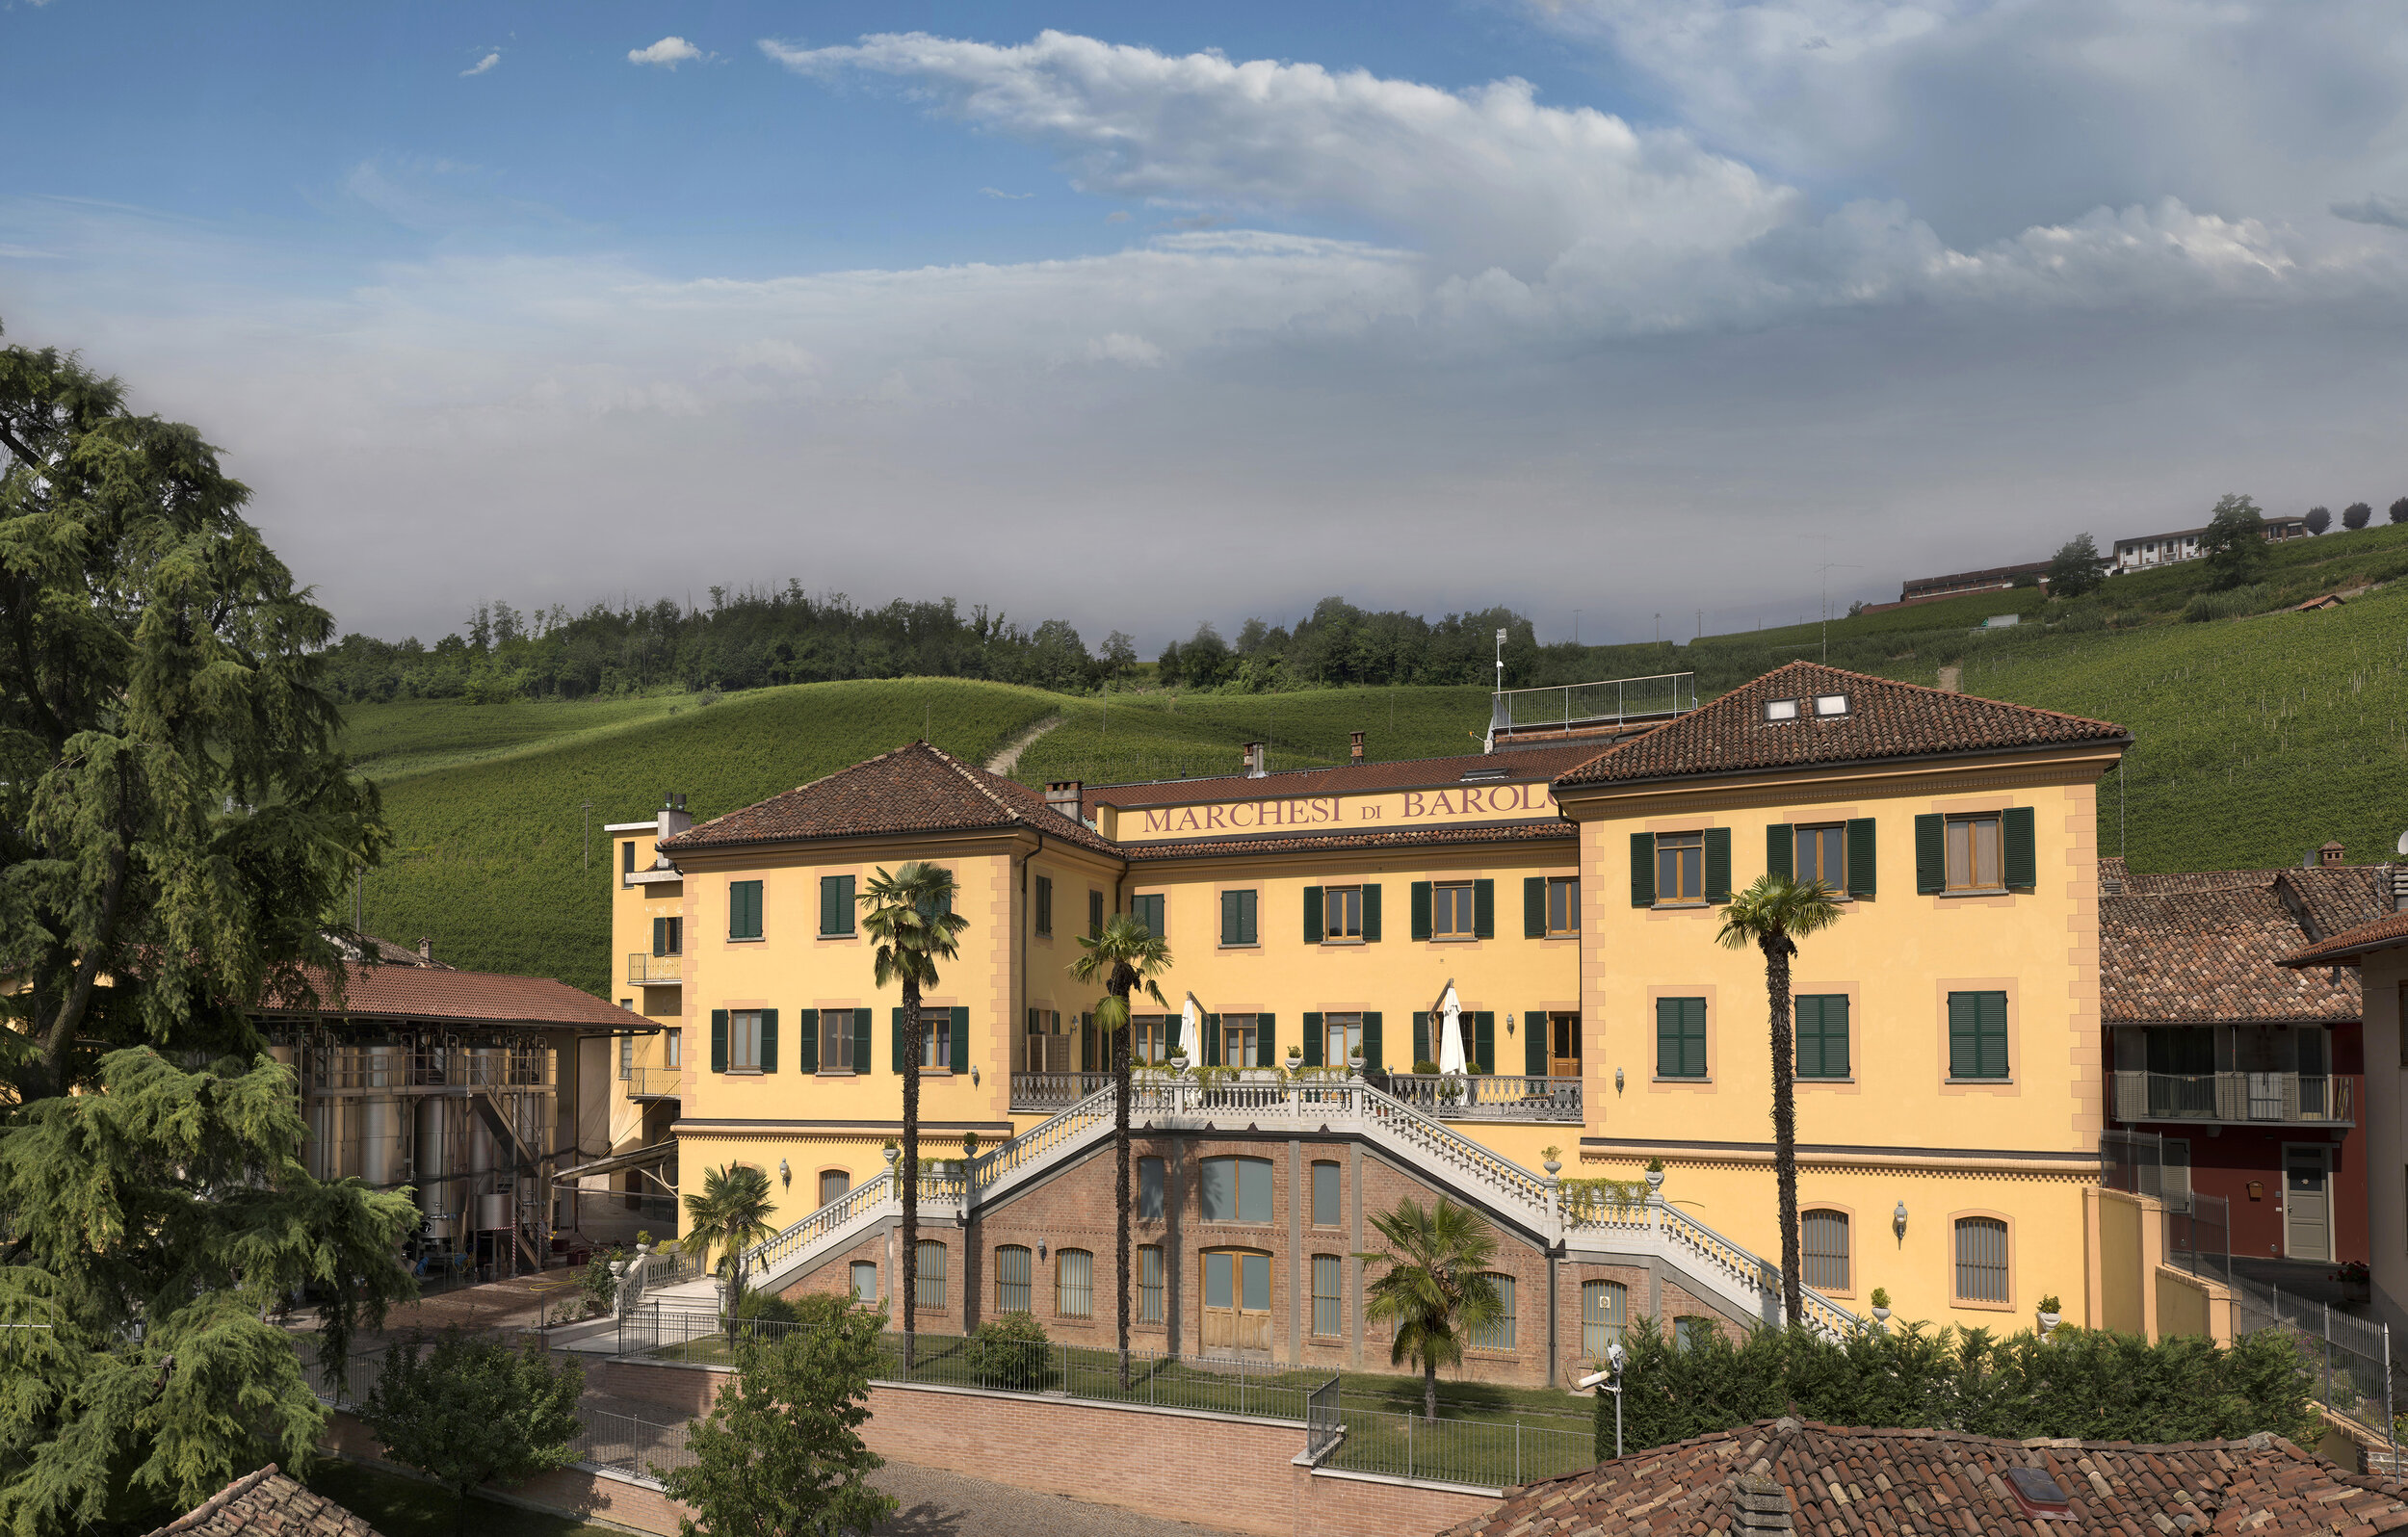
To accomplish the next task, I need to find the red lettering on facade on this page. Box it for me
[1176,808,1200,832]
[1360,802,1382,820]
[1205,805,1228,830]
[1403,792,1425,819]
[1143,809,1170,834]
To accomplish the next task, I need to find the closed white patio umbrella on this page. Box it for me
[1437,982,1468,1076]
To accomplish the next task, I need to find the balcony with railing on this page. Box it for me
[2110,1071,2354,1128]
[626,1066,684,1102]
[627,953,682,985]
[1009,1068,1582,1122]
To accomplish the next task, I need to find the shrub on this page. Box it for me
[2393,497,2408,525]
[1597,1318,2318,1457]
[965,1314,1052,1390]
[580,1246,628,1316]
[2304,506,2332,534]
[2181,584,2270,622]
[736,1290,806,1325]
[1412,1059,1443,1075]
[2343,502,2373,531]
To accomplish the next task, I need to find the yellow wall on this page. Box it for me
[1560,743,2112,1331]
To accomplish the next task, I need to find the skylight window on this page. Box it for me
[1814,693,1849,717]
[1764,698,1799,722]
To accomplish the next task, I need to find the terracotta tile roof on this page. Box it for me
[660,741,1119,858]
[1440,1418,2408,1537]
[2283,865,2394,942]
[2103,880,2363,1025]
[1082,742,1611,813]
[2283,909,2408,968]
[1124,819,1576,863]
[260,963,633,1029]
[144,1465,381,1537]
[1553,662,2127,787]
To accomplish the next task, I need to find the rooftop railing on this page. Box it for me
[2110,1071,2353,1127]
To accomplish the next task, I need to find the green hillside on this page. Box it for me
[345,526,2408,996]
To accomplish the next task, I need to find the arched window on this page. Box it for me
[1802,1210,1849,1292]
[1057,1248,1094,1317]
[1582,1280,1627,1359]
[1200,1156,1273,1223]
[915,1239,948,1311]
[995,1244,1032,1315]
[818,1169,850,1209]
[1469,1272,1516,1350]
[1954,1216,2009,1303]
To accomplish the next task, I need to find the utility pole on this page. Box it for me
[582,800,593,871]
[1575,608,1582,646]
[1653,613,1661,644]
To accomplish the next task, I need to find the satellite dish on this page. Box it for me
[2396,830,2408,856]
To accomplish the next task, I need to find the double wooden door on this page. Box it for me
[1202,1249,1272,1352]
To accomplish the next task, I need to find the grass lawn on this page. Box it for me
[305,1458,625,1537]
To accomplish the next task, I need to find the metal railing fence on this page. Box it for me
[1326,1407,1595,1488]
[626,953,683,985]
[2164,1191,2233,1289]
[1489,673,1696,735]
[1306,1375,1343,1460]
[2109,1071,2353,1126]
[2229,1282,2395,1446]
[569,1409,694,1481]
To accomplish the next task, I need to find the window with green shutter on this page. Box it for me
[1034,875,1053,937]
[1794,995,1850,1079]
[1766,823,1793,881]
[711,1008,728,1074]
[1473,879,1495,938]
[729,879,764,940]
[1221,888,1258,947]
[1410,881,1433,939]
[1656,998,1707,1079]
[819,874,854,936]
[1629,832,1655,906]
[1524,876,1547,938]
[1845,818,1876,897]
[1473,1011,1495,1074]
[1948,991,2009,1079]
[1362,883,1382,943]
[1704,828,1732,902]
[1302,1011,1324,1068]
[758,1008,778,1073]
[1362,1010,1382,1070]
[1131,893,1165,939]
[1303,886,1323,943]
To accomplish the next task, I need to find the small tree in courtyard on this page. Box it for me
[359,1330,585,1537]
[1359,1196,1505,1420]
[660,1292,898,1537]
[2303,505,2331,534]
[2343,501,2372,531]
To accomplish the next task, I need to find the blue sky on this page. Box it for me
[5,2,2407,647]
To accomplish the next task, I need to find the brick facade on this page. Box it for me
[773,1130,1746,1388]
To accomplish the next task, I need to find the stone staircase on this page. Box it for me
[669,1077,1855,1335]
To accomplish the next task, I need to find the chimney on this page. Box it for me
[1730,1473,1793,1534]
[658,792,692,842]
[2317,840,2344,868]
[1936,665,1963,693]
[1045,781,1085,821]
[416,936,432,963]
[1349,731,1365,763]
[1243,742,1267,778]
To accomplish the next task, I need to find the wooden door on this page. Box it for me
[2285,1146,2331,1262]
[1550,1012,1582,1080]
[1203,1251,1272,1353]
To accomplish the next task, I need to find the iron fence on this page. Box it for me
[1306,1375,1343,1461]
[2164,1191,2233,1289]
[570,1409,694,1481]
[1325,1407,1594,1489]
[2230,1282,2395,1446]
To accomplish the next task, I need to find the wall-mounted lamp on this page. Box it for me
[1892,1200,1908,1242]
[1037,1239,1048,1262]
[1614,1066,1625,1094]
[1505,1013,1515,1036]
[970,1063,981,1086]
[779,1159,791,1188]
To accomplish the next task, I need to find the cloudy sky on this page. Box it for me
[4,2,2406,649]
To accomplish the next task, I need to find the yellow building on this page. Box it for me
[604,662,2129,1379]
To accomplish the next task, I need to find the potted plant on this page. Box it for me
[1870,1287,1892,1327]
[1644,1158,1665,1193]
[1541,1145,1563,1177]
[1285,1045,1304,1073]
[2334,1262,2371,1303]
[882,1140,899,1168]
[2036,1293,2062,1339]
[962,1131,981,1160]
[1347,1047,1364,1078]
[1170,1048,1191,1075]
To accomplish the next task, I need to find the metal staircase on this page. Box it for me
[705,1077,1854,1336]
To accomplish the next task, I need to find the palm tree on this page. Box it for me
[1714,873,1846,1325]
[1068,911,1171,1388]
[858,860,968,1367]
[681,1161,776,1342]
[1358,1196,1504,1420]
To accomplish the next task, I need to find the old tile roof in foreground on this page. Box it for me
[2102,865,2377,1026]
[1439,1418,2408,1537]
[2284,909,2408,968]
[1555,662,2127,787]
[260,963,633,1029]
[143,1464,380,1537]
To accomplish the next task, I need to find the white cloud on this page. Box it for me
[980,187,1034,199]
[628,36,703,68]
[460,50,501,78]
[2334,195,2408,231]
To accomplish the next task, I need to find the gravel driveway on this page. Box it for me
[872,1460,1250,1537]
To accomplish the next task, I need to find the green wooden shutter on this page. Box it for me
[1362,1011,1382,1070]
[1631,832,1656,906]
[1949,993,1979,1077]
[1412,1012,1430,1068]
[1203,1013,1221,1067]
[760,1009,779,1074]
[1704,829,1732,902]
[711,1009,728,1073]
[1525,1005,1549,1076]
[1221,891,1242,947]
[1524,877,1546,938]
[1474,1011,1495,1074]
[1766,824,1793,882]
[840,873,855,932]
[1658,999,1706,1078]
[1410,881,1432,940]
[1259,1013,1275,1061]
[1981,993,2008,1078]
[1081,1012,1095,1072]
[651,916,667,954]
[796,1008,818,1074]
[1846,819,1877,898]
[1362,884,1381,943]
[1303,887,1324,943]
[1302,1012,1323,1068]
[1915,814,1946,893]
[2002,806,2036,889]
[1473,880,1495,938]
[820,878,838,936]
[950,1007,969,1072]
[1826,996,1851,1079]
[893,1007,908,1072]
[1656,999,1676,1077]
[1241,890,1258,946]
[854,1010,874,1075]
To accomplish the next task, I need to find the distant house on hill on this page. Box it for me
[2113,516,2310,574]
[1861,560,2050,612]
